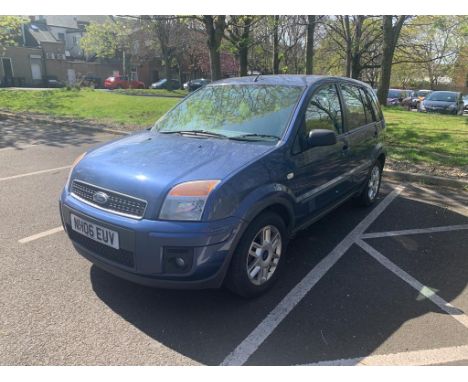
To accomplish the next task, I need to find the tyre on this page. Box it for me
[357,161,382,207]
[225,212,288,298]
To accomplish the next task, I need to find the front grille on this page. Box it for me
[68,225,134,268]
[71,180,147,219]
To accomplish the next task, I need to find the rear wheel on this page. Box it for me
[226,212,288,298]
[357,162,382,206]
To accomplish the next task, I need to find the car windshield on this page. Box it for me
[388,90,403,98]
[416,90,431,97]
[463,95,468,100]
[426,92,456,102]
[153,84,304,140]
[154,79,167,85]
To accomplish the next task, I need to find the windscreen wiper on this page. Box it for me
[229,133,280,141]
[159,130,228,139]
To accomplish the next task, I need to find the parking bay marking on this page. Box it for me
[361,224,468,239]
[0,165,71,182]
[221,186,404,366]
[18,226,64,244]
[301,344,468,366]
[356,239,468,329]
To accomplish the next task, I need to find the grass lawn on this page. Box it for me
[383,107,468,170]
[0,88,180,127]
[0,89,466,172]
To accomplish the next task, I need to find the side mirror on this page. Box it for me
[307,129,337,148]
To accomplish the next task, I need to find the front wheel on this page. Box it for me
[225,212,288,298]
[357,162,382,206]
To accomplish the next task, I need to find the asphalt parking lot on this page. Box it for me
[1,116,467,366]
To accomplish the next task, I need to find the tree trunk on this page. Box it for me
[239,17,251,76]
[203,15,226,81]
[163,50,171,80]
[377,16,407,105]
[209,44,222,80]
[344,16,352,77]
[272,16,279,74]
[305,15,316,75]
[350,16,363,79]
[239,45,248,76]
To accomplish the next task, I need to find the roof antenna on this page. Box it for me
[254,73,261,82]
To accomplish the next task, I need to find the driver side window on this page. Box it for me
[293,84,343,153]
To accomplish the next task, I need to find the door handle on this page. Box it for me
[373,122,379,137]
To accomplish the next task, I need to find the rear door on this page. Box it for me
[288,82,354,225]
[339,83,379,186]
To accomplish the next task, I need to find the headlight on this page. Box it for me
[66,152,86,189]
[159,180,220,221]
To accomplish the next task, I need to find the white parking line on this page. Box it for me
[301,345,468,366]
[356,239,468,329]
[221,186,404,366]
[361,224,468,239]
[0,165,71,182]
[18,226,64,244]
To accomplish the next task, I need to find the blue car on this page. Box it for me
[59,75,386,297]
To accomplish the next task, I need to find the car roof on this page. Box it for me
[429,90,460,95]
[213,74,371,88]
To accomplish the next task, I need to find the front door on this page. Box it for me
[67,69,76,85]
[288,83,353,226]
[30,58,42,82]
[2,58,13,85]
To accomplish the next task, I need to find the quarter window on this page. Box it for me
[340,84,367,130]
[364,87,383,121]
[359,88,376,124]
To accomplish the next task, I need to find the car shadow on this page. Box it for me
[89,184,468,365]
[0,116,110,150]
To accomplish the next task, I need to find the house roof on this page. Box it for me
[41,16,79,29]
[38,15,113,30]
[28,23,58,43]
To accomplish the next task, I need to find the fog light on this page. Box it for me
[163,247,194,274]
[175,257,186,267]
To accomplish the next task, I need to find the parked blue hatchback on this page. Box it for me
[59,75,386,297]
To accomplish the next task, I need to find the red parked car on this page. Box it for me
[104,76,145,90]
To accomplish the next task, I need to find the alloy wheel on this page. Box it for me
[246,225,282,286]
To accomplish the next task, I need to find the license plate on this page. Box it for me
[71,214,119,250]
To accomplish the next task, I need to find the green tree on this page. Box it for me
[0,16,28,50]
[225,16,263,76]
[80,19,133,75]
[395,16,467,88]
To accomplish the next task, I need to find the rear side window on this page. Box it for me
[340,84,367,130]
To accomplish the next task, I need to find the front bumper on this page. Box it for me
[60,190,246,289]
